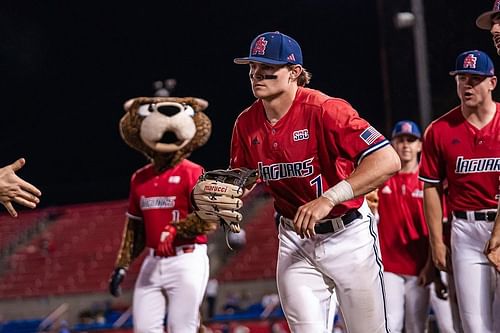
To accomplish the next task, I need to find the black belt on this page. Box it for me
[279,209,362,234]
[314,210,362,234]
[453,211,496,222]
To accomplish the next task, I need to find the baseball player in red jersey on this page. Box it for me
[231,31,401,333]
[377,121,430,333]
[419,50,500,333]
[476,0,500,280]
[376,120,456,333]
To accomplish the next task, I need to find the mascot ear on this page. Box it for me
[193,98,209,112]
[123,98,135,111]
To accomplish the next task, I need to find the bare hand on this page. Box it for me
[365,189,379,214]
[293,196,334,239]
[431,242,451,273]
[417,260,435,286]
[0,158,41,217]
[484,239,500,272]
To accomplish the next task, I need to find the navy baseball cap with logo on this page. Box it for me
[234,31,303,65]
[476,0,500,29]
[449,50,495,76]
[391,120,421,139]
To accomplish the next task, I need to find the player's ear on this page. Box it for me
[416,140,422,153]
[489,76,497,90]
[289,65,302,80]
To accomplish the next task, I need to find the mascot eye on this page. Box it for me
[138,105,153,117]
[183,104,195,117]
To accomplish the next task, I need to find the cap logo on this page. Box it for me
[401,122,412,133]
[463,54,477,69]
[252,37,268,56]
[287,54,296,62]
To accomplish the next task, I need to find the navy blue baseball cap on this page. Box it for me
[449,50,495,76]
[234,31,303,65]
[391,120,421,139]
[476,0,500,29]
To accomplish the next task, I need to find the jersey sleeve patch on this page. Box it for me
[360,126,382,145]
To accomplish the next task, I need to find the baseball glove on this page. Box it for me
[192,168,259,233]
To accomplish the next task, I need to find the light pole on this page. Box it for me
[395,0,432,128]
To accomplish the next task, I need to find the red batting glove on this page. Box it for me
[156,224,177,257]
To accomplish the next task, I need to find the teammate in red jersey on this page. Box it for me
[378,121,430,332]
[231,31,401,333]
[419,50,500,333]
[376,120,456,333]
[475,0,500,279]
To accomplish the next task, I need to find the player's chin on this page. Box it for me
[462,99,478,108]
[252,87,267,98]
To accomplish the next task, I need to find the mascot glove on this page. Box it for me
[109,267,127,297]
[156,224,177,257]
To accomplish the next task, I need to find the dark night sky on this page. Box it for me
[1,0,497,208]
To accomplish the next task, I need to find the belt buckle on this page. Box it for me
[327,217,345,233]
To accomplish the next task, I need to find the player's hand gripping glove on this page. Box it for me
[156,224,177,257]
[109,267,127,297]
[192,168,259,233]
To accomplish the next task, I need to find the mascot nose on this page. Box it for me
[157,105,181,117]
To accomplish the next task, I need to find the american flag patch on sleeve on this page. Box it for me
[360,126,382,145]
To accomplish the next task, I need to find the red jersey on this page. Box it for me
[419,105,500,211]
[230,87,389,219]
[127,159,207,248]
[378,170,429,275]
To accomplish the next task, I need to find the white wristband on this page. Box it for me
[321,180,354,206]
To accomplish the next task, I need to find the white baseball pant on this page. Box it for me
[451,215,500,333]
[277,201,389,333]
[133,244,209,333]
[383,272,429,333]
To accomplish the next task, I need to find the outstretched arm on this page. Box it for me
[0,158,42,217]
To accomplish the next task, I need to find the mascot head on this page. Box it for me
[120,96,211,171]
